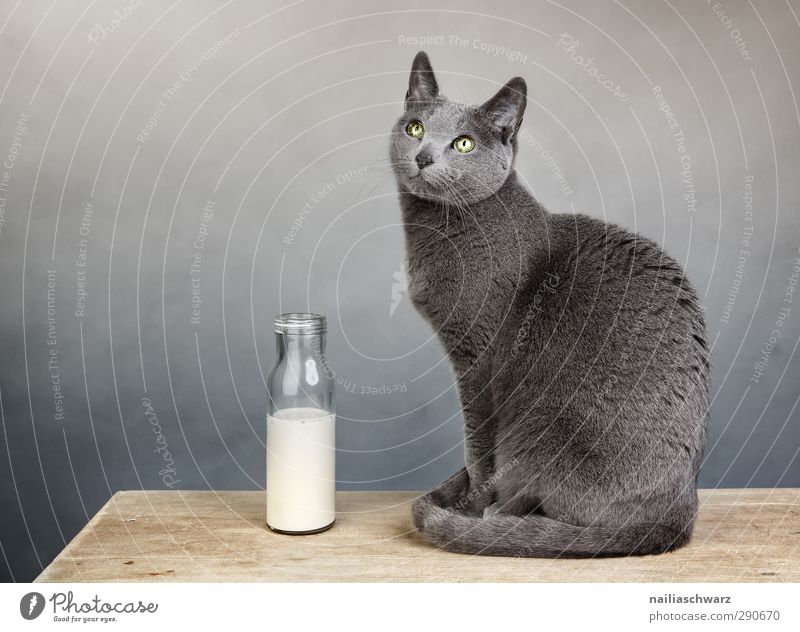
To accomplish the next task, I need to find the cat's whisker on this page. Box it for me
[443,180,469,229]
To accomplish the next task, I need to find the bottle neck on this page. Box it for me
[276,332,326,362]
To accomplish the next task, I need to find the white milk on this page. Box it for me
[266,406,335,533]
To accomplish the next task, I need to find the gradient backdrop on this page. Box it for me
[1,0,799,581]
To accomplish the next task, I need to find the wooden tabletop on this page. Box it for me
[36,489,799,582]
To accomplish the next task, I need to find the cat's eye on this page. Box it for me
[453,135,475,153]
[406,120,425,139]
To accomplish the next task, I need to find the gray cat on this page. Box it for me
[392,52,711,557]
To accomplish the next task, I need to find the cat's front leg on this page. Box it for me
[457,369,497,516]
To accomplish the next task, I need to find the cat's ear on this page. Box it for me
[481,77,527,144]
[406,51,439,108]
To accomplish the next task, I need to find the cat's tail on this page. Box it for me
[411,493,693,558]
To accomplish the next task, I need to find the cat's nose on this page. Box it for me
[415,151,434,170]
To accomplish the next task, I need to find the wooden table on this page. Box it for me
[36,489,799,582]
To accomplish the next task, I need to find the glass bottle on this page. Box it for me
[266,313,336,534]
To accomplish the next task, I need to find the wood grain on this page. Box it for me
[36,489,799,582]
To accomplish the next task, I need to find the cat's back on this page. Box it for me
[517,211,711,415]
[545,212,702,321]
[496,211,711,481]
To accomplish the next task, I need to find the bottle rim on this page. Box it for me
[274,312,327,335]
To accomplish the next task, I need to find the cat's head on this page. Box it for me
[390,51,527,205]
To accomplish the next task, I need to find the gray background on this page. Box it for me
[1,0,799,581]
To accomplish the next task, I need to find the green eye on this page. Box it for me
[406,120,424,139]
[453,136,475,153]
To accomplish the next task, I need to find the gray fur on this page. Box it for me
[392,52,711,558]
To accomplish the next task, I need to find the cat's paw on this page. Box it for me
[453,488,490,517]
[454,476,495,516]
[482,502,502,520]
